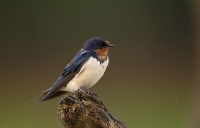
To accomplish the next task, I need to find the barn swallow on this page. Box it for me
[37,37,114,103]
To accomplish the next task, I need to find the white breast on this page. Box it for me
[64,56,109,92]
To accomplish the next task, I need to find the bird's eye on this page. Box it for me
[99,42,104,46]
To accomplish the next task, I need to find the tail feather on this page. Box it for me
[23,92,42,106]
[37,90,67,104]
[24,89,68,105]
[24,89,50,106]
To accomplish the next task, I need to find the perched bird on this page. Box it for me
[37,37,114,103]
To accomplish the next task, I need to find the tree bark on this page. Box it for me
[58,90,127,128]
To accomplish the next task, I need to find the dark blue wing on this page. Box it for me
[61,51,89,77]
[37,50,89,103]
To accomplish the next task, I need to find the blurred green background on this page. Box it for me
[0,0,198,128]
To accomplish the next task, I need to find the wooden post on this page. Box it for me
[58,90,127,128]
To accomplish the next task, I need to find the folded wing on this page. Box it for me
[37,50,89,103]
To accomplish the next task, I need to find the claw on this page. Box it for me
[77,88,84,92]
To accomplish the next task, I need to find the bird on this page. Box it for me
[37,37,114,103]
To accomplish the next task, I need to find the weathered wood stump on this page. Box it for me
[58,90,126,128]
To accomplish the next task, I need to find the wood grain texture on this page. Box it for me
[58,90,126,128]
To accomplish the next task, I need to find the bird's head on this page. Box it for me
[83,37,114,59]
[83,37,114,60]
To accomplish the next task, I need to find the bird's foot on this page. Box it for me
[77,88,90,94]
[77,88,84,92]
[85,89,90,93]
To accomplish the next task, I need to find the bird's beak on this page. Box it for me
[109,44,115,47]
